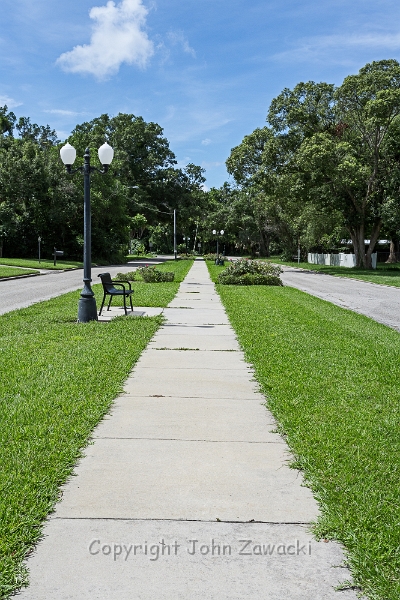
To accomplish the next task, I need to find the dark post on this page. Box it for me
[78,148,98,323]
[173,209,177,260]
[38,236,41,264]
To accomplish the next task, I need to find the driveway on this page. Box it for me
[281,266,400,332]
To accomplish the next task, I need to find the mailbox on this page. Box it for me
[53,248,64,266]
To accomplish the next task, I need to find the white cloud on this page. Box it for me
[0,94,22,108]
[56,0,154,79]
[201,161,224,168]
[273,31,400,64]
[167,31,196,58]
[44,109,84,117]
[201,138,212,146]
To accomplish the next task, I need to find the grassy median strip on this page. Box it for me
[207,261,400,600]
[0,267,38,278]
[103,259,193,308]
[0,284,186,598]
[0,258,83,270]
[269,256,400,288]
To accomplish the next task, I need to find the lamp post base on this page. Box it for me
[78,296,98,323]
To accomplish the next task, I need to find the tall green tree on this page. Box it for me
[295,60,400,267]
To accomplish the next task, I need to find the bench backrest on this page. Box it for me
[98,272,114,292]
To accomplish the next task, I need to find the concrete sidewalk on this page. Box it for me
[17,260,357,599]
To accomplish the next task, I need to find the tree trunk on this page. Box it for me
[0,239,2,258]
[385,238,398,263]
[350,220,381,269]
[259,229,270,257]
[350,224,365,268]
[365,219,382,269]
[192,222,198,253]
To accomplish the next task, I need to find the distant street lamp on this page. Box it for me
[38,236,41,264]
[183,235,190,255]
[212,229,225,264]
[60,142,114,322]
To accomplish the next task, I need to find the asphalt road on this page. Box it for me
[0,260,164,316]
[281,266,400,332]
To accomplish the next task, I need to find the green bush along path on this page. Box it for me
[207,261,400,600]
[0,259,192,599]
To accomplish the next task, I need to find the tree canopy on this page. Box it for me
[223,59,400,266]
[0,108,206,260]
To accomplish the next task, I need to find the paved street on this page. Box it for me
[281,266,400,332]
[0,260,164,316]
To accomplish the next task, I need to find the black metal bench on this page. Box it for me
[97,272,134,316]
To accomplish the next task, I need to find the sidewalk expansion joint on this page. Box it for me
[93,437,283,444]
[150,348,240,352]
[162,324,231,328]
[122,394,265,401]
[138,366,254,371]
[164,322,229,326]
[53,517,312,525]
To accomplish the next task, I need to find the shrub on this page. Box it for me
[218,273,283,286]
[203,253,229,262]
[218,258,283,286]
[177,254,196,260]
[130,240,145,255]
[115,271,136,281]
[137,266,175,282]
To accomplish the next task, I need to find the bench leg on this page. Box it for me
[129,293,133,312]
[99,292,106,316]
[123,294,127,316]
[107,296,113,311]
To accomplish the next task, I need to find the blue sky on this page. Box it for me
[2,0,400,188]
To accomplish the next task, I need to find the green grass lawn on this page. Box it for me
[126,253,158,260]
[0,258,83,270]
[0,266,38,278]
[207,261,400,600]
[0,262,193,598]
[268,256,400,287]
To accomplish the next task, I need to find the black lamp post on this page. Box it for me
[183,235,190,255]
[60,142,114,322]
[212,229,224,264]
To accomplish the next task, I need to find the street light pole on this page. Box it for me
[38,236,41,264]
[80,148,96,322]
[212,229,225,264]
[173,209,177,260]
[60,142,114,322]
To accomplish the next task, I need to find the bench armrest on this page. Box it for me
[113,280,133,291]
